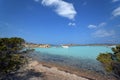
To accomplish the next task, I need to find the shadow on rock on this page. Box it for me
[1,69,45,80]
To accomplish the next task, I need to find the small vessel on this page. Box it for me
[62,46,69,48]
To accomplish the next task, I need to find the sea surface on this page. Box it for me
[30,46,113,74]
[34,46,112,59]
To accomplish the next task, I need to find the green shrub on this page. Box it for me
[97,45,120,77]
[97,53,113,72]
[0,37,27,75]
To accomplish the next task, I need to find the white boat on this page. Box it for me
[62,46,69,48]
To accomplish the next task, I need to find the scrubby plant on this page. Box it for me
[97,45,120,78]
[97,53,113,72]
[0,37,27,75]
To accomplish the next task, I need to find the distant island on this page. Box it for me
[61,43,118,47]
[23,43,119,48]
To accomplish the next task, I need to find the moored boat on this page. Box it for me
[62,46,69,48]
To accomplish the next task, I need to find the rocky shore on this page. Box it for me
[2,60,88,80]
[28,60,117,80]
[23,43,50,48]
[2,58,117,80]
[27,60,89,80]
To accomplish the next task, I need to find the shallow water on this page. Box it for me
[29,46,113,74]
[34,46,112,60]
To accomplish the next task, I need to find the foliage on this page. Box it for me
[97,45,120,77]
[97,53,113,72]
[0,37,27,75]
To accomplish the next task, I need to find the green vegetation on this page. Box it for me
[97,45,120,77]
[0,37,28,75]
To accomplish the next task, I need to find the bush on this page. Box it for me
[97,53,113,72]
[97,45,120,78]
[0,37,27,75]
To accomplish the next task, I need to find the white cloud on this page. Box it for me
[88,22,115,38]
[88,25,97,29]
[112,0,119,2]
[88,22,106,29]
[98,22,107,27]
[112,7,120,17]
[93,29,115,37]
[68,22,76,26]
[41,0,77,20]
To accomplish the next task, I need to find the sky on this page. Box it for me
[0,0,120,44]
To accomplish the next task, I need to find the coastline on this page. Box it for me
[12,45,118,80]
[27,59,89,80]
[27,49,117,80]
[29,59,117,80]
[3,57,117,80]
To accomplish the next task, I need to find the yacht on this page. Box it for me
[62,46,69,48]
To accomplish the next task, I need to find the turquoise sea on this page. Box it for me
[31,46,113,73]
[34,46,112,60]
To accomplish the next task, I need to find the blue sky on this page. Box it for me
[0,0,120,44]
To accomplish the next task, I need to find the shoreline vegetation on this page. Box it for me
[97,45,120,78]
[23,43,50,48]
[0,37,119,80]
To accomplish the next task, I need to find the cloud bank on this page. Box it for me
[88,22,106,29]
[88,22,115,37]
[112,7,120,17]
[93,30,115,37]
[112,0,119,2]
[41,0,77,20]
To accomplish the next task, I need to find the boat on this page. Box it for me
[62,46,69,48]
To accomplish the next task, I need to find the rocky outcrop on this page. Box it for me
[23,43,50,48]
